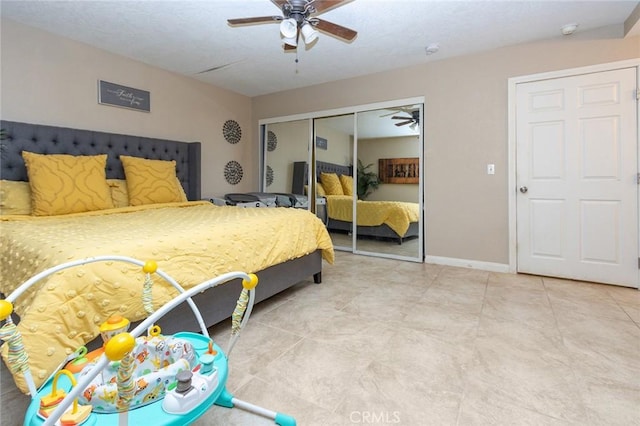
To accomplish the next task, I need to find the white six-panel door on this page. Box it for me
[516,67,638,287]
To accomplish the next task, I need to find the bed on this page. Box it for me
[0,120,334,394]
[292,161,420,244]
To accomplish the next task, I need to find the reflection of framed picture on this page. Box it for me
[316,136,328,150]
[379,158,419,184]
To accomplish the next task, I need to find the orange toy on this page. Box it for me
[65,315,130,373]
[60,404,92,425]
[38,370,92,424]
[99,315,130,342]
[38,381,67,418]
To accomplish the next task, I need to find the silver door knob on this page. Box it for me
[519,186,528,193]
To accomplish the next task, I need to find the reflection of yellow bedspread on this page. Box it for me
[326,195,420,236]
[0,201,333,393]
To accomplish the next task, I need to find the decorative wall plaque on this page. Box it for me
[315,136,328,150]
[98,80,150,112]
[223,120,242,144]
[379,157,419,184]
[267,131,278,152]
[224,160,243,184]
[266,165,274,187]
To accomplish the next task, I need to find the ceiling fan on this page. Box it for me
[227,0,357,50]
[391,110,420,129]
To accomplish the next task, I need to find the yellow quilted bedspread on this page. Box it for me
[325,195,420,236]
[0,201,333,393]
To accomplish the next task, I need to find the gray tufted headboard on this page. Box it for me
[316,160,352,179]
[291,160,352,195]
[0,121,201,200]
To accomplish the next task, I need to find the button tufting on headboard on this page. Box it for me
[0,120,202,200]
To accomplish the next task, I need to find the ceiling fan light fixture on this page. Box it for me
[280,18,298,38]
[282,35,297,47]
[301,22,319,44]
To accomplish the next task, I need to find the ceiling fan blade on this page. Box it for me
[311,0,352,14]
[314,18,357,41]
[284,43,297,51]
[228,16,282,25]
[391,115,412,120]
[395,120,413,127]
[270,0,288,9]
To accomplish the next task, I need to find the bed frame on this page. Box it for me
[0,120,323,334]
[292,160,420,244]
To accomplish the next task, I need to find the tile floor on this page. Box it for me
[1,251,638,425]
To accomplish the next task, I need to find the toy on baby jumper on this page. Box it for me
[0,255,297,426]
[37,369,92,424]
[64,314,131,374]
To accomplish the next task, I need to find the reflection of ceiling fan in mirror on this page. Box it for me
[227,0,357,50]
[391,110,420,130]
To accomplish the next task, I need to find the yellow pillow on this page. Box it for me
[108,177,187,208]
[121,156,187,206]
[22,152,113,216]
[304,183,326,197]
[175,177,188,201]
[320,172,344,196]
[107,179,130,208]
[339,174,353,196]
[0,180,32,215]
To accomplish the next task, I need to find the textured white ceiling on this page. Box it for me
[1,0,637,97]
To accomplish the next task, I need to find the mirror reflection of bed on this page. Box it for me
[354,106,422,259]
[292,160,420,256]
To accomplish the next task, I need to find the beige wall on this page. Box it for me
[1,19,254,198]
[315,117,353,166]
[253,25,639,265]
[2,18,638,266]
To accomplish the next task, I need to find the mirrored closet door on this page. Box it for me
[313,114,355,252]
[353,105,422,260]
[262,119,311,196]
[260,97,424,262]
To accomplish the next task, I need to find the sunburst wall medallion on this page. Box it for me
[224,160,243,185]
[267,131,277,152]
[223,120,242,144]
[266,165,274,187]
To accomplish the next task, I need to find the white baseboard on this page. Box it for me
[424,255,510,273]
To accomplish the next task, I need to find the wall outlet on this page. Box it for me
[487,164,495,175]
